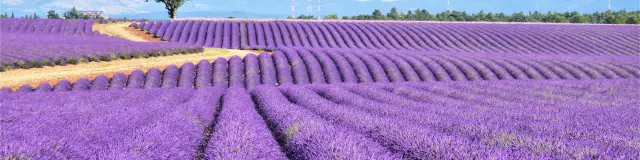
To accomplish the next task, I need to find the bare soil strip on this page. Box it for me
[0,23,268,90]
[93,22,148,42]
[0,49,256,90]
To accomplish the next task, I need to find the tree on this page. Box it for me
[405,10,414,20]
[372,9,384,20]
[626,15,640,24]
[33,12,40,19]
[64,7,80,19]
[146,0,190,19]
[388,7,399,20]
[474,10,486,21]
[324,14,339,20]
[47,10,60,19]
[11,12,15,18]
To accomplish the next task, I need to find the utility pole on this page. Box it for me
[292,0,296,17]
[308,0,312,16]
[447,0,450,11]
[317,0,321,19]
[608,0,611,11]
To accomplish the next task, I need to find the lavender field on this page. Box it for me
[0,19,204,71]
[132,20,640,55]
[1,17,639,159]
[0,33,203,70]
[1,79,639,159]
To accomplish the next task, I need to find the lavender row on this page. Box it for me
[2,78,639,158]
[133,20,640,55]
[0,86,288,159]
[263,79,640,159]
[5,48,639,92]
[0,18,97,36]
[0,33,204,71]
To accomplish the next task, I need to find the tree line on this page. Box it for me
[0,12,39,19]
[291,7,640,24]
[0,7,104,19]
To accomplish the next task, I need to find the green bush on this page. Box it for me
[120,53,132,60]
[100,55,113,62]
[29,60,44,68]
[65,57,78,65]
[131,52,142,59]
[88,55,100,62]
[16,61,30,69]
[109,53,118,60]
[42,59,54,67]
[54,58,65,66]
[77,56,89,63]
[141,52,150,58]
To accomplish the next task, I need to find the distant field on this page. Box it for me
[133,20,640,55]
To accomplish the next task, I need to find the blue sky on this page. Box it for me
[1,0,638,19]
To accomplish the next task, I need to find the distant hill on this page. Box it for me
[117,10,289,20]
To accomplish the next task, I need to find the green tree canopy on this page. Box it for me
[145,0,190,19]
[324,14,339,20]
[47,10,60,19]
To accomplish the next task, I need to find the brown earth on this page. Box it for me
[0,49,258,90]
[123,26,164,42]
[1,23,271,90]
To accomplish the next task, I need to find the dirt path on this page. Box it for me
[93,22,149,42]
[0,49,257,90]
[1,23,266,90]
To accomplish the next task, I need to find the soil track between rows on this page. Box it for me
[1,22,264,90]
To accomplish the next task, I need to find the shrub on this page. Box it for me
[141,52,150,58]
[16,61,30,69]
[65,57,78,65]
[131,52,142,59]
[120,53,132,60]
[0,64,5,72]
[29,60,44,68]
[88,55,101,62]
[109,53,118,60]
[156,50,164,56]
[165,50,174,56]
[77,56,89,63]
[100,55,113,62]
[54,58,67,66]
[42,59,54,67]
[2,62,13,69]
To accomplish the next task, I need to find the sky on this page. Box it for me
[1,0,639,19]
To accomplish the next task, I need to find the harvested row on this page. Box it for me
[0,19,98,36]
[0,33,204,71]
[4,48,639,92]
[1,79,639,158]
[133,20,640,55]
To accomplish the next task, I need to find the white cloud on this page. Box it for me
[2,0,24,6]
[381,0,401,2]
[355,0,372,2]
[40,0,149,15]
[22,8,36,13]
[195,3,208,9]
